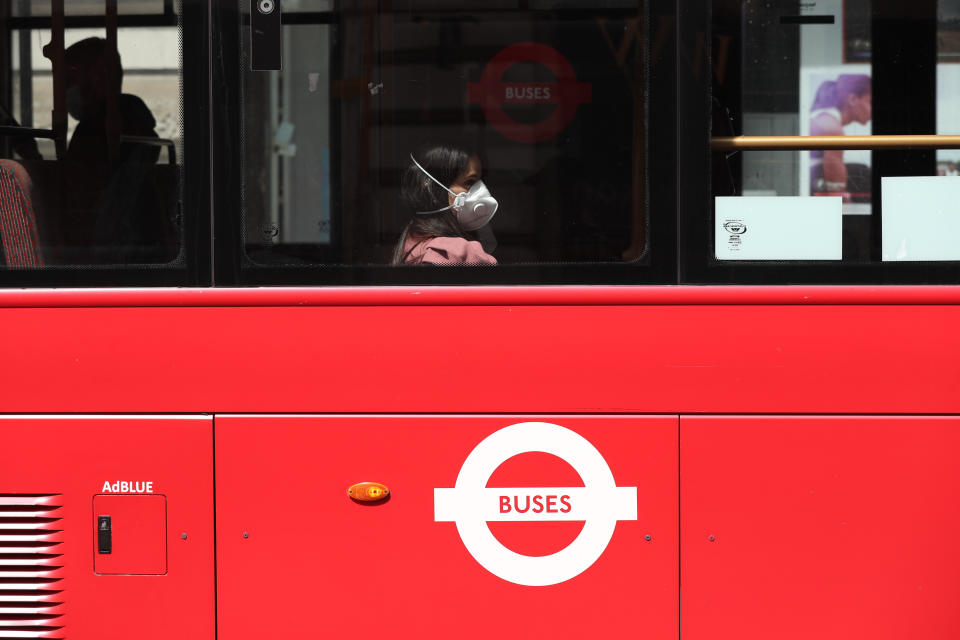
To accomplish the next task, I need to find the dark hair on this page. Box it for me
[811,74,871,111]
[65,37,124,92]
[391,144,475,264]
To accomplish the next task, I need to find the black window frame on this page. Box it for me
[1,1,955,288]
[678,0,960,285]
[210,0,678,287]
[0,0,210,288]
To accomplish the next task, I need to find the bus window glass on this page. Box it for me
[281,0,334,11]
[0,0,183,270]
[708,0,960,277]
[12,1,167,17]
[237,1,650,274]
[938,1,960,172]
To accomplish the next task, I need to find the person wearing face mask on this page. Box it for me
[64,37,159,168]
[391,144,498,265]
[60,37,171,263]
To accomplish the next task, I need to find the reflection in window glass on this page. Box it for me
[715,1,960,269]
[715,0,880,263]
[733,0,873,217]
[938,0,960,174]
[0,4,183,267]
[240,2,648,268]
[243,25,332,262]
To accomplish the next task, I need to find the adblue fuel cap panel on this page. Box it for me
[348,482,390,502]
[93,494,167,575]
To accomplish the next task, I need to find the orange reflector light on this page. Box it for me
[348,482,390,502]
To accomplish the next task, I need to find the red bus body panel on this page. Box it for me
[215,415,678,639]
[682,415,960,640]
[0,416,214,640]
[0,287,958,414]
[1,287,959,638]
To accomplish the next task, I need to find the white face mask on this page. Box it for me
[410,153,498,231]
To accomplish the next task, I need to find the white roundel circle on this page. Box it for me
[434,422,637,587]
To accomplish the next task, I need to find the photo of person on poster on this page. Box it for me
[800,67,872,215]
[809,74,871,198]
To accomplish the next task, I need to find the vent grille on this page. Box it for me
[0,495,64,639]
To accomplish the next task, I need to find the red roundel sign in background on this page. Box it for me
[467,42,592,143]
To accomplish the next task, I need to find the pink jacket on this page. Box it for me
[403,235,497,265]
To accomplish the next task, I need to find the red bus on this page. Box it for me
[2,1,960,638]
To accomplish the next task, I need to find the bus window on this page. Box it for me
[0,0,196,282]
[690,0,960,283]
[12,1,168,16]
[226,0,676,284]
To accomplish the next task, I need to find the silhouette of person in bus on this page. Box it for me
[61,37,174,263]
[809,74,872,201]
[392,144,498,265]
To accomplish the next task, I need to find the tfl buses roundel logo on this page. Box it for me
[467,43,592,144]
[434,422,637,586]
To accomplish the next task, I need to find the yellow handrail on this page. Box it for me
[711,135,960,151]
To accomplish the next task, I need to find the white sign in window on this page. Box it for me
[715,196,843,260]
[882,176,960,261]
